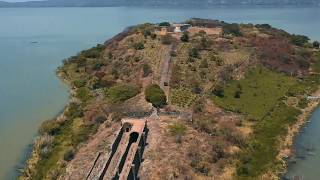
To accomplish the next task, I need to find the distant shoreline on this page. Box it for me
[1,3,320,8]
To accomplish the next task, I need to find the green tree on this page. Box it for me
[290,34,310,46]
[169,122,187,143]
[213,84,225,98]
[200,36,211,49]
[63,149,75,162]
[143,29,152,38]
[255,24,272,29]
[145,84,167,108]
[180,32,189,42]
[132,42,145,50]
[313,41,320,49]
[234,84,243,98]
[143,63,152,77]
[150,33,157,39]
[223,23,242,36]
[159,22,171,27]
[189,47,200,59]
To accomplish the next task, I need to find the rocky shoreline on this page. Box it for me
[278,88,320,177]
[18,73,71,179]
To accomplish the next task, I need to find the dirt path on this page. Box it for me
[159,44,176,97]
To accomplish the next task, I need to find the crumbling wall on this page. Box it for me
[128,126,149,180]
[97,127,125,179]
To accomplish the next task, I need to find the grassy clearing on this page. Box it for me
[211,67,306,178]
[106,84,139,103]
[213,68,296,120]
[237,102,300,179]
[170,88,197,107]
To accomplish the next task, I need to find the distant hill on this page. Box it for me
[1,0,320,7]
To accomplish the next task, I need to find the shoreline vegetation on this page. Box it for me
[278,89,320,176]
[19,18,320,179]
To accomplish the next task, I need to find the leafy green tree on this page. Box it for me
[189,47,200,59]
[133,42,145,50]
[143,29,152,38]
[169,122,187,143]
[290,34,310,46]
[213,84,225,98]
[200,36,211,49]
[223,23,242,36]
[180,32,189,42]
[159,22,171,27]
[234,84,243,98]
[313,41,320,49]
[234,90,242,98]
[150,33,157,39]
[145,84,167,108]
[255,24,272,29]
[93,79,115,89]
[63,149,75,162]
[143,63,152,77]
[81,44,105,58]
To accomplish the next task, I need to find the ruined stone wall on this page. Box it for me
[128,126,149,180]
[98,127,125,179]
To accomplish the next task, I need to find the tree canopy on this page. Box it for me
[145,84,167,108]
[159,22,170,27]
[223,23,242,36]
[290,34,310,46]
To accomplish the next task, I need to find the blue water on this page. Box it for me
[0,7,319,179]
[285,108,320,180]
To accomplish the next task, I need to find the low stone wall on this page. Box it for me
[86,127,125,179]
[99,127,125,179]
[127,126,149,180]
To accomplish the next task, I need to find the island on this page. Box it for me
[19,18,320,180]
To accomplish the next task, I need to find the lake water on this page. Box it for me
[284,108,320,180]
[0,6,319,179]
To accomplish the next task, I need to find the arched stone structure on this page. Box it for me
[122,122,133,132]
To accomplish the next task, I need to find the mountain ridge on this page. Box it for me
[1,0,320,7]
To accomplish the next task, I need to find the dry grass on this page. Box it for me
[220,49,251,65]
[188,27,222,36]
